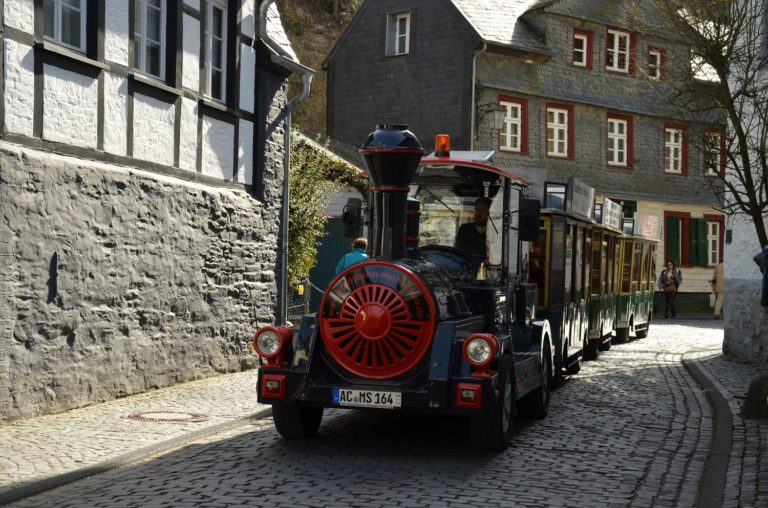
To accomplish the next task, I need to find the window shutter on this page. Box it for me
[665,216,680,264]
[690,219,708,267]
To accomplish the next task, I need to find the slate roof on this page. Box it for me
[264,2,299,61]
[449,0,551,53]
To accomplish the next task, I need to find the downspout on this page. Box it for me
[470,41,487,150]
[258,0,314,324]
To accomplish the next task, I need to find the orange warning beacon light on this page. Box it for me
[434,134,451,157]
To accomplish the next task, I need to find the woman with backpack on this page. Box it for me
[658,259,683,318]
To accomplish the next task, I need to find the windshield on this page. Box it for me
[409,164,503,266]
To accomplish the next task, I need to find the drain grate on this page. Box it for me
[125,411,210,423]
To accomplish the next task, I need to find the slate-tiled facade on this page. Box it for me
[326,0,725,294]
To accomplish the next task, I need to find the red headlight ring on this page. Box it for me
[462,333,499,377]
[252,325,292,366]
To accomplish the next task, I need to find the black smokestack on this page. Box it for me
[360,125,423,259]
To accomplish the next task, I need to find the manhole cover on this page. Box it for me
[125,412,210,423]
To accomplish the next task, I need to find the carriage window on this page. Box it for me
[631,242,642,291]
[620,241,633,293]
[550,221,565,306]
[564,225,574,302]
[584,229,592,298]
[573,226,584,300]
[613,239,621,294]
[590,231,602,296]
[530,223,548,307]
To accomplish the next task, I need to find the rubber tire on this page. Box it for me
[599,337,612,351]
[614,327,629,344]
[470,355,515,450]
[272,404,324,439]
[518,348,550,418]
[635,327,648,339]
[565,339,582,375]
[584,339,600,361]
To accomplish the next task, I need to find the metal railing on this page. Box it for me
[286,279,326,325]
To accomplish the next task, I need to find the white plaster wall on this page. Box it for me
[182,14,201,92]
[103,73,128,156]
[4,0,34,34]
[104,1,130,66]
[3,40,34,137]
[183,0,200,11]
[201,116,234,180]
[237,119,254,185]
[42,65,98,149]
[179,97,198,172]
[241,0,256,38]
[133,94,176,167]
[239,44,256,114]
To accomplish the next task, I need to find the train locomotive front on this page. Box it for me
[252,125,552,450]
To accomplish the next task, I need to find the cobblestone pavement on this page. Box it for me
[1,318,766,507]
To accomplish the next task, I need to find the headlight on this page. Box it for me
[252,326,291,359]
[462,333,499,367]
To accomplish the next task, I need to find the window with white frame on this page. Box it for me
[206,0,227,101]
[704,131,722,176]
[500,101,522,152]
[386,11,410,56]
[664,127,683,173]
[648,49,661,79]
[607,117,628,166]
[573,33,588,67]
[134,0,166,80]
[707,221,720,265]
[44,0,87,52]
[547,108,568,157]
[606,29,629,73]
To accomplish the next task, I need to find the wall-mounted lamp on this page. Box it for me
[475,102,505,139]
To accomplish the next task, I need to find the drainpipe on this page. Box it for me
[258,0,314,324]
[470,41,487,150]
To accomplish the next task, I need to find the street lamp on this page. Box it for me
[475,102,505,139]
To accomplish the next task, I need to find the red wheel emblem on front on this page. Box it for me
[320,262,436,380]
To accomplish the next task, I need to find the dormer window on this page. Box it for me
[648,47,666,80]
[573,29,593,69]
[606,29,630,73]
[386,11,410,56]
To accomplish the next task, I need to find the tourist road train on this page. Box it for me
[251,125,660,450]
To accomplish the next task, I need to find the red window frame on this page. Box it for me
[664,122,689,176]
[704,127,726,177]
[545,102,575,160]
[606,112,634,168]
[497,94,529,155]
[573,29,594,69]
[647,46,666,80]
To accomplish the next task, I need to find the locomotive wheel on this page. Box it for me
[518,348,550,418]
[272,404,323,439]
[470,355,515,450]
[615,327,630,344]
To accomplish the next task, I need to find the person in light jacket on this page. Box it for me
[711,262,724,319]
[335,237,368,275]
[658,259,682,318]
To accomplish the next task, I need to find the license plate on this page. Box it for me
[332,388,401,409]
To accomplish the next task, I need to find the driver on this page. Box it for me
[455,197,491,260]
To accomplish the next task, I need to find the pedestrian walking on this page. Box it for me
[335,237,369,275]
[711,262,724,319]
[658,259,682,318]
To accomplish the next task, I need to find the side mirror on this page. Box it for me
[519,198,540,242]
[342,198,362,238]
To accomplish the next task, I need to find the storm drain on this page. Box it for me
[125,411,210,423]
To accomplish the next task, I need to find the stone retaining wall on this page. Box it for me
[0,143,281,421]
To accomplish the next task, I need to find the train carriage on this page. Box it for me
[528,178,595,384]
[252,126,553,450]
[584,198,624,359]
[614,214,661,342]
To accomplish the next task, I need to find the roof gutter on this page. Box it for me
[258,0,314,113]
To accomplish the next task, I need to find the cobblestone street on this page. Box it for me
[2,318,766,507]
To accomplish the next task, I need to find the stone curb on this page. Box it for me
[0,408,273,507]
[681,349,731,508]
